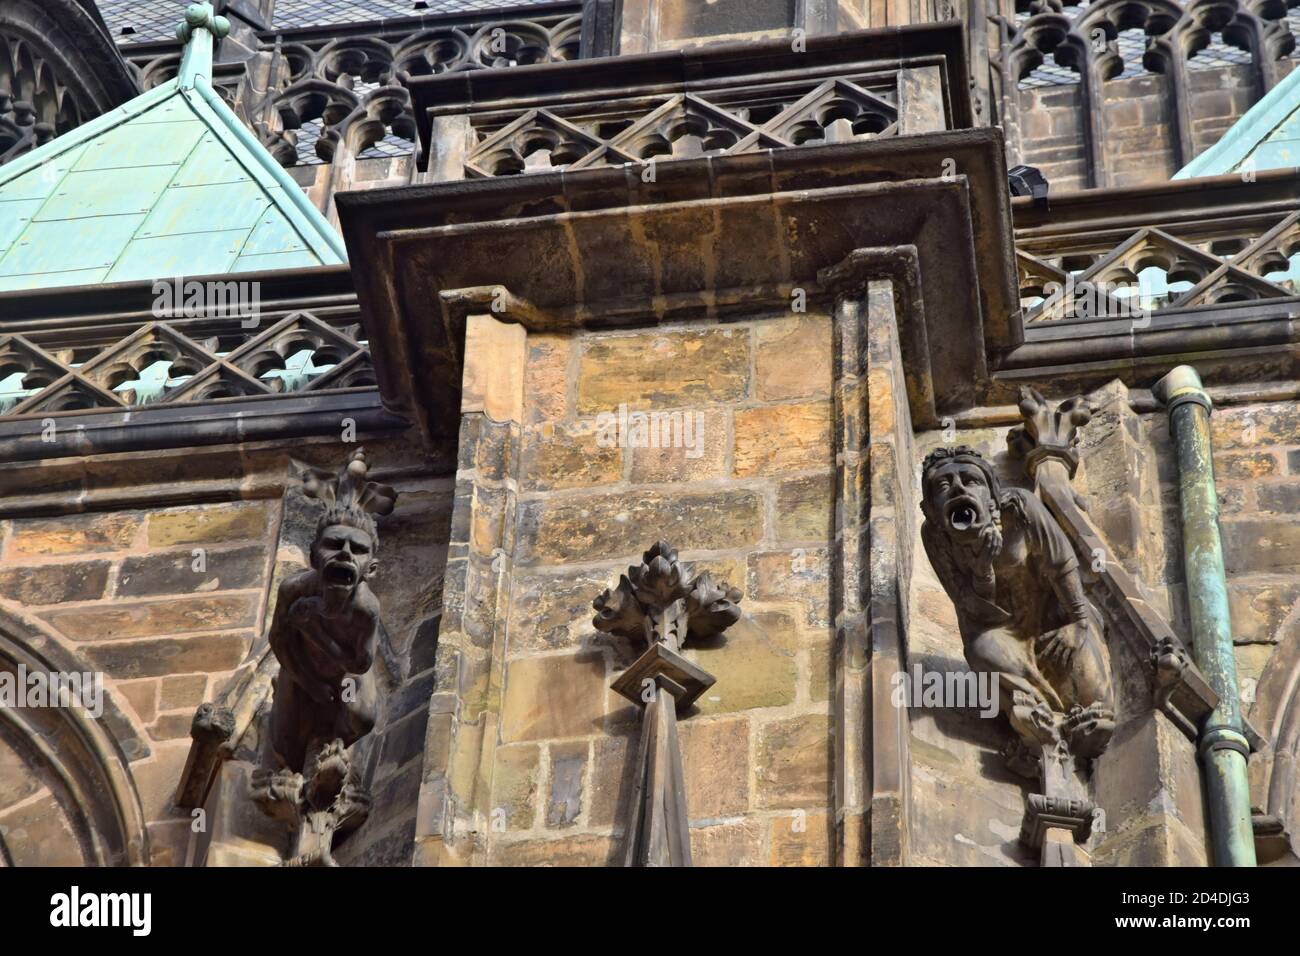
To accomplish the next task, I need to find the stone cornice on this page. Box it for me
[338,127,1016,443]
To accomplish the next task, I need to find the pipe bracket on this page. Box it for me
[1200,726,1250,760]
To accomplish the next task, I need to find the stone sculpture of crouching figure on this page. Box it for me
[253,448,396,864]
[919,446,1114,770]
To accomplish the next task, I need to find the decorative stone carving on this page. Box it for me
[594,540,742,659]
[1007,388,1094,480]
[250,448,397,867]
[593,541,742,866]
[919,433,1115,864]
[1151,633,1192,716]
[920,445,1115,752]
[1008,387,1218,745]
[175,643,278,815]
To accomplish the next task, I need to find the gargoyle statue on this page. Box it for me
[252,447,397,866]
[919,445,1114,772]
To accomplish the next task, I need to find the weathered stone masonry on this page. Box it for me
[3,1,1300,869]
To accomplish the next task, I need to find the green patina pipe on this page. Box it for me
[1153,366,1256,867]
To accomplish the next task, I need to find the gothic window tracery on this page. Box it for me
[0,1,138,167]
[119,10,584,169]
[1011,0,1297,92]
[1001,0,1300,186]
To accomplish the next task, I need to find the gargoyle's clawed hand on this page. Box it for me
[1038,621,1086,670]
[977,522,1003,563]
[289,596,362,670]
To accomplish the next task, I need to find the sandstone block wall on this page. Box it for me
[0,500,272,864]
[481,313,840,866]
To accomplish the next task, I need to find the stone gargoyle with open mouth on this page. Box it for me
[919,445,1115,772]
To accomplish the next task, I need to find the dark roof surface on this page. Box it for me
[98,0,561,43]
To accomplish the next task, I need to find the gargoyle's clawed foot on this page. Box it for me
[251,768,304,821]
[1064,703,1115,759]
[305,739,350,812]
[334,782,372,835]
[1007,690,1062,749]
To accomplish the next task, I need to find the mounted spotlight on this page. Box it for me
[1008,164,1050,209]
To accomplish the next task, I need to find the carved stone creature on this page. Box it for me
[252,448,396,865]
[919,445,1114,766]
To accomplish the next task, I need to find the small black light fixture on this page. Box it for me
[1008,164,1049,209]
[120,25,136,36]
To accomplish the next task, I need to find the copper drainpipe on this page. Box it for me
[1153,366,1256,867]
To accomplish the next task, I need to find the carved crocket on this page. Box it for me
[919,446,1114,764]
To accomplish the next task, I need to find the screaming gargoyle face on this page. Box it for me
[311,523,376,599]
[922,456,999,545]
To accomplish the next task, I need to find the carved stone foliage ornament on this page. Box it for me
[251,448,397,867]
[593,542,743,866]
[594,541,742,658]
[919,422,1115,865]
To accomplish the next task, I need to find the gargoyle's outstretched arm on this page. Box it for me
[1052,566,1092,625]
[268,585,334,704]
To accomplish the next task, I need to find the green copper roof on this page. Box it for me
[0,3,346,292]
[1175,66,1300,179]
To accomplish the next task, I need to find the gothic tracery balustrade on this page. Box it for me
[121,7,584,168]
[1013,174,1300,328]
[0,307,376,419]
[449,74,902,179]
